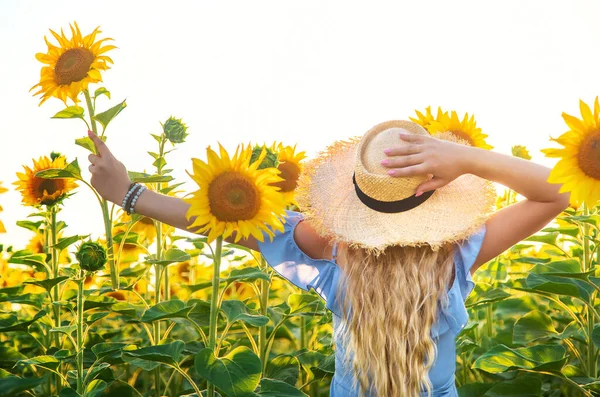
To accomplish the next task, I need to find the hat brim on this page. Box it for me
[296,137,496,251]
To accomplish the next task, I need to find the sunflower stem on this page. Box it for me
[50,207,62,394]
[583,205,598,378]
[258,256,271,373]
[76,271,85,395]
[207,236,223,397]
[83,89,118,290]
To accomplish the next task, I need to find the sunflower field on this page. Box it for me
[2,21,600,397]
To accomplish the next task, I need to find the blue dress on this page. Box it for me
[258,211,486,397]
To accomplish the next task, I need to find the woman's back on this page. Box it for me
[258,211,487,397]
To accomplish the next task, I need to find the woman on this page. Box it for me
[86,120,569,397]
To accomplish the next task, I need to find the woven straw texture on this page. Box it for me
[296,120,496,252]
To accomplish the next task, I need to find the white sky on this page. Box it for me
[1,0,599,248]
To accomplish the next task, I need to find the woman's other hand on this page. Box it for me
[381,133,472,196]
[87,130,132,205]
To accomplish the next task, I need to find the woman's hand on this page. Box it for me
[87,130,132,205]
[381,133,473,196]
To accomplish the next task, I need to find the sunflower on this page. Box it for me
[427,110,493,149]
[409,106,447,130]
[31,22,115,105]
[0,182,7,233]
[542,97,600,206]
[14,155,78,207]
[272,143,307,206]
[185,144,287,243]
[27,230,71,264]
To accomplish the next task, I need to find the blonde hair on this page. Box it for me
[336,243,456,397]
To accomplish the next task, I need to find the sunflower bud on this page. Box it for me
[76,242,107,272]
[250,145,279,170]
[163,117,188,144]
[511,145,532,160]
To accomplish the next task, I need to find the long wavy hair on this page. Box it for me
[336,243,456,397]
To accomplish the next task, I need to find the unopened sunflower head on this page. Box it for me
[512,145,532,160]
[163,116,188,144]
[185,144,287,243]
[76,241,107,273]
[542,97,600,207]
[250,144,279,170]
[14,155,78,207]
[0,182,7,233]
[427,110,493,149]
[31,21,115,106]
[272,143,306,206]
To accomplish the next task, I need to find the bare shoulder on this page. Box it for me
[294,219,332,261]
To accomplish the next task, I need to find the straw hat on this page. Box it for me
[296,120,496,251]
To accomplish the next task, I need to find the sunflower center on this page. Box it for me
[54,48,95,85]
[273,161,301,193]
[578,130,600,179]
[450,130,474,146]
[208,172,261,221]
[36,178,63,203]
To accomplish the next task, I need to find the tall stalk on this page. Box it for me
[583,205,597,377]
[76,271,85,395]
[83,89,118,290]
[207,237,223,397]
[258,257,270,372]
[50,206,61,394]
[153,260,163,397]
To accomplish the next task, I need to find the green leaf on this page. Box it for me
[542,226,580,238]
[35,159,83,180]
[525,232,559,246]
[288,294,325,316]
[102,380,142,397]
[0,292,45,308]
[146,248,190,265]
[265,355,301,385]
[473,344,567,373]
[122,340,185,366]
[466,288,511,308]
[226,267,270,284]
[8,250,47,270]
[0,375,47,397]
[457,382,494,397]
[141,299,193,322]
[92,343,131,361]
[592,325,600,349]
[530,259,590,279]
[18,355,60,371]
[94,87,110,100]
[94,99,127,132]
[59,388,82,397]
[84,295,117,311]
[245,378,308,397]
[187,300,212,327]
[75,135,107,155]
[24,276,68,292]
[50,325,77,337]
[153,157,166,170]
[513,310,559,344]
[16,220,43,232]
[127,171,174,183]
[194,346,262,396]
[0,310,46,332]
[220,300,269,327]
[119,264,148,278]
[525,273,593,301]
[53,235,86,251]
[84,379,107,397]
[52,106,85,120]
[86,312,110,324]
[111,302,144,319]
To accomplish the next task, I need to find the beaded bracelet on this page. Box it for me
[121,183,138,210]
[128,185,147,215]
[124,183,142,215]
